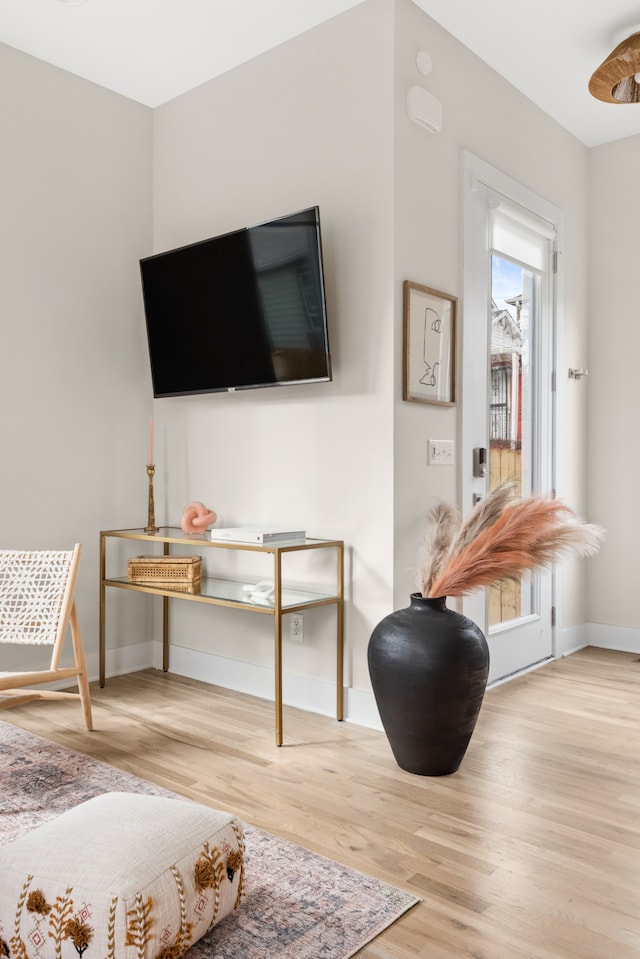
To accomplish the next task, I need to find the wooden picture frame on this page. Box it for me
[403,281,457,406]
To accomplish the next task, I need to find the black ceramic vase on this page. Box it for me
[367,593,489,776]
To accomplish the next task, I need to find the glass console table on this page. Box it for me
[99,527,344,745]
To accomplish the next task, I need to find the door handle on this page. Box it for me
[473,447,487,478]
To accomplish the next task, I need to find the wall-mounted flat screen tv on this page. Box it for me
[140,206,332,398]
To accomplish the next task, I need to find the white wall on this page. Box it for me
[587,135,640,648]
[392,0,591,633]
[148,0,395,710]
[0,43,154,675]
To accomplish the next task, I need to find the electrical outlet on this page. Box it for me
[428,439,455,465]
[290,613,304,642]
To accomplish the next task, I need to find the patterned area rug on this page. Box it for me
[0,722,418,959]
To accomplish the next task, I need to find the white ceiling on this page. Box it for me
[1,0,640,147]
[416,0,640,148]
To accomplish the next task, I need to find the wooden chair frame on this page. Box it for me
[0,543,93,730]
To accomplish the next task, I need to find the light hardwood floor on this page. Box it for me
[3,646,640,958]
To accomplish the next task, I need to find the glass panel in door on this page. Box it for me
[489,256,538,629]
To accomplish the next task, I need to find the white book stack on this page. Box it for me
[209,527,306,545]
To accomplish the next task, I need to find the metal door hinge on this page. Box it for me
[551,606,556,627]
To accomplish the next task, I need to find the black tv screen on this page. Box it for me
[140,206,332,398]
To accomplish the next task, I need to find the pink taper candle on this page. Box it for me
[148,416,153,465]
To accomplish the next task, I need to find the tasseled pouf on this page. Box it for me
[0,792,245,959]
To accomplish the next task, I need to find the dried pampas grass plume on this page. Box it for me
[448,478,519,555]
[417,501,461,597]
[417,482,605,599]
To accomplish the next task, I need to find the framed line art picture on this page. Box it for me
[403,281,457,406]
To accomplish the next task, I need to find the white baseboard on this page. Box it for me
[158,642,340,714]
[584,622,640,654]
[344,686,384,730]
[94,624,640,732]
[97,640,384,728]
[99,642,154,680]
[153,641,385,726]
[555,623,588,658]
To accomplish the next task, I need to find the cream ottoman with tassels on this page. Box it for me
[0,792,244,959]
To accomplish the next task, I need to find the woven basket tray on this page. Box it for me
[128,555,202,588]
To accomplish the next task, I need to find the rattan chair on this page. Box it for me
[0,543,93,729]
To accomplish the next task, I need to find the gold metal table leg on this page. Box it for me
[274,550,283,746]
[336,541,344,721]
[163,542,170,671]
[162,596,170,672]
[99,532,106,687]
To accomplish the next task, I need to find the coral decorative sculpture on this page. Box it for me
[181,501,217,534]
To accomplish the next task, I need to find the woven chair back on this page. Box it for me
[0,549,75,646]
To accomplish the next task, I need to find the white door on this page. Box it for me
[461,152,561,683]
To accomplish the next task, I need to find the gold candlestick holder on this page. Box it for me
[144,464,159,534]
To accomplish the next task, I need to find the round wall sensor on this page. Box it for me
[416,51,432,76]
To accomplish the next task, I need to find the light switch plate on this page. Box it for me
[428,439,455,465]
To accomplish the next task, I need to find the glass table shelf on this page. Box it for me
[105,575,339,610]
